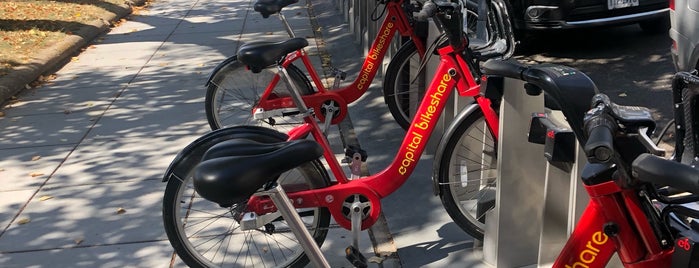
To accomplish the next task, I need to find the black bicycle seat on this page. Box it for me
[236,38,308,73]
[193,139,322,206]
[632,153,699,195]
[254,0,299,18]
[483,59,599,142]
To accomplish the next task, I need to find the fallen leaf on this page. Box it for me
[39,195,53,201]
[17,217,30,225]
[619,93,628,97]
[70,57,79,62]
[74,237,84,245]
[31,155,41,161]
[116,207,127,214]
[29,172,44,177]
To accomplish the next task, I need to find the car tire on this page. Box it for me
[639,15,670,34]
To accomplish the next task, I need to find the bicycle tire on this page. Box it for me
[436,108,497,240]
[162,127,331,267]
[205,56,314,131]
[382,5,480,130]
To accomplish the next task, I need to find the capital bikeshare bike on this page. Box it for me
[204,0,515,132]
[162,1,512,267]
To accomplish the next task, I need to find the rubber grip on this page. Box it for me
[583,115,616,163]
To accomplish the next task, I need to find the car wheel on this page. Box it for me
[639,16,670,34]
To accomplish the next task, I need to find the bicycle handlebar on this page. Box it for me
[414,0,438,21]
[583,107,617,163]
[633,153,699,196]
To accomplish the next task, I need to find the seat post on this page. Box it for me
[277,12,296,38]
[259,184,330,267]
[277,66,313,116]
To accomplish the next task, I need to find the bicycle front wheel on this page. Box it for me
[162,129,331,267]
[205,56,314,131]
[382,2,496,130]
[436,108,497,240]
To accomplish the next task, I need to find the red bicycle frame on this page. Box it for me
[254,0,427,125]
[552,181,674,268]
[246,36,500,230]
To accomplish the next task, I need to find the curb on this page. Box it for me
[0,0,147,107]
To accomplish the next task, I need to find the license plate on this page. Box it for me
[608,0,639,9]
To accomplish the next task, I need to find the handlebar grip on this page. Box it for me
[632,153,699,195]
[415,1,437,21]
[583,114,617,163]
[481,59,526,79]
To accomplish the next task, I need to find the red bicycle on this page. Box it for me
[162,1,512,267]
[204,0,515,132]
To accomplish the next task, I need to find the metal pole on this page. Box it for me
[264,184,331,267]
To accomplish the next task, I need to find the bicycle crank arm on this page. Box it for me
[253,107,302,120]
[240,211,282,231]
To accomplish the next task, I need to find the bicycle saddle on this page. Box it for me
[193,139,323,206]
[254,0,299,18]
[236,38,308,73]
[632,153,699,195]
[482,59,599,142]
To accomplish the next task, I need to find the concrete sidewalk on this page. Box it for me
[0,0,486,267]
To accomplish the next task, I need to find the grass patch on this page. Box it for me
[0,0,132,76]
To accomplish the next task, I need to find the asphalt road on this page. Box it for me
[516,24,676,132]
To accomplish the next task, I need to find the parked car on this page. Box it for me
[669,0,699,71]
[502,0,670,36]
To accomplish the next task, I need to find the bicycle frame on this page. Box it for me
[551,179,675,267]
[246,38,500,230]
[252,0,427,125]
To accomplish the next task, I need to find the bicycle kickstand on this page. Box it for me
[258,184,331,267]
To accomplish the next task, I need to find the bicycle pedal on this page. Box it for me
[345,245,368,268]
[336,70,347,81]
[330,67,347,81]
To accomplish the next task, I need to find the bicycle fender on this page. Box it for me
[205,55,238,87]
[162,126,287,182]
[431,103,483,196]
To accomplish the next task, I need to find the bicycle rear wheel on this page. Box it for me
[436,109,497,240]
[162,127,331,267]
[205,56,314,132]
[382,4,480,130]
